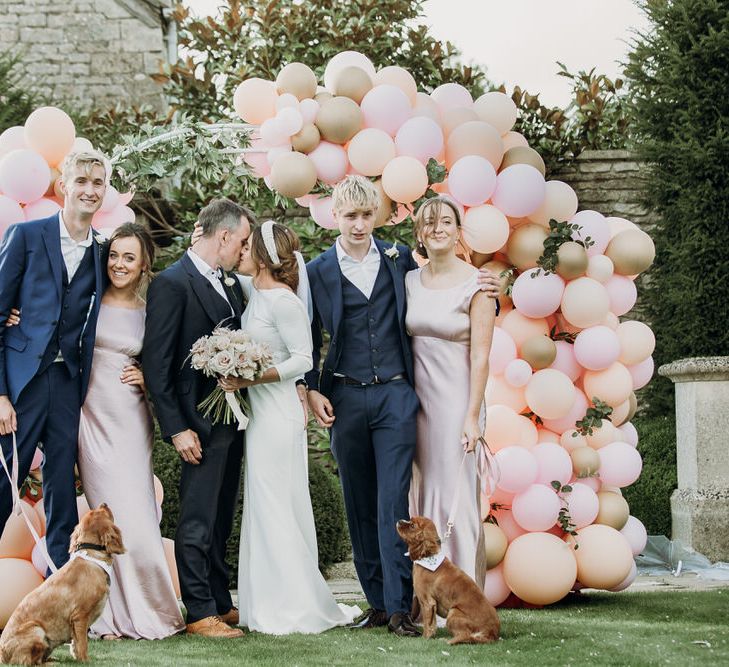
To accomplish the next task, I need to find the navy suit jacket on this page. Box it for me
[305,238,418,397]
[0,214,105,404]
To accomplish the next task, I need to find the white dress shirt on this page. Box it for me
[58,211,93,282]
[335,236,381,299]
[186,249,233,315]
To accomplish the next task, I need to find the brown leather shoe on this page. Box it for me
[219,607,239,626]
[186,616,245,638]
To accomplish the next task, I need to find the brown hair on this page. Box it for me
[249,221,301,291]
[108,222,156,299]
[413,196,462,259]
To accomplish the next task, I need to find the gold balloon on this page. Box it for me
[373,179,394,228]
[595,491,630,530]
[506,223,548,271]
[333,66,373,104]
[483,522,508,568]
[314,91,333,104]
[571,446,600,478]
[605,229,655,275]
[556,241,589,280]
[291,123,321,153]
[275,62,318,100]
[500,146,546,176]
[521,335,557,370]
[269,151,317,198]
[315,96,363,144]
[626,392,638,423]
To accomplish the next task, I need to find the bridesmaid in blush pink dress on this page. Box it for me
[77,224,185,640]
[405,197,496,589]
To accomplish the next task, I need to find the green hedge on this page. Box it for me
[152,430,350,586]
[623,415,677,537]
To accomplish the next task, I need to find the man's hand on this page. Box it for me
[476,268,501,299]
[307,390,335,428]
[172,429,203,465]
[191,222,203,246]
[0,395,17,435]
[296,384,309,424]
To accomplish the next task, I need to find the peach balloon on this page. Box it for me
[512,484,561,531]
[548,340,582,382]
[529,180,578,226]
[374,66,417,104]
[162,537,181,598]
[0,500,41,559]
[394,116,443,165]
[276,62,318,100]
[483,522,508,568]
[491,507,527,542]
[505,223,548,271]
[537,428,561,444]
[616,321,655,366]
[503,533,577,605]
[323,51,375,92]
[233,78,278,124]
[560,277,610,329]
[517,415,539,448]
[445,121,503,170]
[583,362,633,408]
[461,204,510,254]
[500,309,550,351]
[484,563,511,606]
[24,106,75,167]
[381,156,428,204]
[315,96,363,144]
[605,229,655,275]
[585,422,617,450]
[0,558,44,627]
[542,389,589,434]
[485,374,527,413]
[586,254,615,283]
[564,482,600,529]
[560,429,587,452]
[413,92,441,121]
[484,405,524,451]
[501,131,529,151]
[430,82,473,114]
[571,524,633,590]
[525,369,576,420]
[533,443,573,486]
[492,165,546,218]
[270,151,317,198]
[611,398,631,426]
[474,91,518,135]
[333,65,373,104]
[595,491,630,530]
[441,107,478,138]
[33,501,46,535]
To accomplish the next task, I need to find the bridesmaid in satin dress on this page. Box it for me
[405,196,496,589]
[77,223,185,640]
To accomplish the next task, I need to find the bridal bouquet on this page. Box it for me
[189,327,272,429]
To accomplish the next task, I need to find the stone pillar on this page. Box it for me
[658,357,729,561]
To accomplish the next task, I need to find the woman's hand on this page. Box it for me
[218,375,253,392]
[4,308,20,327]
[120,364,145,390]
[191,222,203,246]
[462,416,482,453]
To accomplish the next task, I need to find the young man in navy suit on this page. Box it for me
[304,176,499,636]
[0,151,107,571]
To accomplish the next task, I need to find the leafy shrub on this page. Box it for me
[0,51,42,133]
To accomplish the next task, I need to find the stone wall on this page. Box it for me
[0,0,171,109]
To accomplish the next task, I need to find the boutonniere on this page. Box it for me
[384,242,399,262]
[93,232,106,244]
[223,275,236,287]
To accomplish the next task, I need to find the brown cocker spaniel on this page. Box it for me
[0,504,125,665]
[397,516,500,644]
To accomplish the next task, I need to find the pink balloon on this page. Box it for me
[30,447,44,471]
[361,85,412,137]
[511,270,565,318]
[0,126,28,157]
[542,388,588,434]
[618,422,638,447]
[628,355,654,390]
[620,516,648,556]
[259,117,291,146]
[610,560,637,592]
[533,443,573,486]
[491,164,546,218]
[548,340,582,381]
[266,144,292,168]
[31,537,49,578]
[489,327,517,374]
[395,116,444,164]
[0,149,51,204]
[92,204,134,231]
[310,195,337,229]
[307,141,348,185]
[447,155,496,207]
[573,474,601,492]
[100,185,120,213]
[563,482,599,529]
[430,83,473,114]
[570,210,610,257]
[490,507,527,542]
[494,446,538,494]
[504,359,532,388]
[604,274,638,316]
[574,326,620,371]
[0,194,25,238]
[598,442,643,487]
[484,563,511,606]
[299,98,320,125]
[276,106,304,136]
[512,484,561,531]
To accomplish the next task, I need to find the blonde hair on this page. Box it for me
[60,150,108,184]
[331,175,379,213]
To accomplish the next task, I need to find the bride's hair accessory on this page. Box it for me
[260,220,281,266]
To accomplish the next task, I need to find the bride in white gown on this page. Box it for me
[219,220,359,635]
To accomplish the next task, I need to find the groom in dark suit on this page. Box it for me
[143,198,253,639]
[0,151,106,571]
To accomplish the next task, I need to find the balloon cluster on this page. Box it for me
[233,51,656,606]
[0,106,134,241]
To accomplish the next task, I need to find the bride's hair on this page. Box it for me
[249,221,300,291]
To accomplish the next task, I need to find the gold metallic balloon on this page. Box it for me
[595,491,630,530]
[275,62,318,100]
[506,223,548,271]
[571,446,600,478]
[269,151,317,199]
[605,229,655,275]
[483,522,508,568]
[291,123,321,154]
[373,179,394,228]
[500,146,546,176]
[315,96,363,144]
[521,335,557,370]
[556,241,589,280]
[332,66,373,104]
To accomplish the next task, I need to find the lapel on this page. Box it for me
[91,233,104,316]
[41,214,63,299]
[374,238,405,322]
[181,252,234,328]
[317,244,343,336]
[220,270,244,321]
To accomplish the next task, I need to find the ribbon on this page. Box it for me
[224,391,249,431]
[0,432,58,574]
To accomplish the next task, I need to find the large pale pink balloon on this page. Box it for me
[574,325,620,371]
[563,482,600,529]
[310,195,337,229]
[542,388,588,434]
[0,126,27,157]
[570,210,610,257]
[381,156,428,204]
[529,180,578,226]
[473,91,517,135]
[560,277,611,329]
[23,197,61,221]
[511,270,565,318]
[259,117,291,146]
[361,85,412,137]
[598,442,643,487]
[276,106,304,136]
[620,515,648,556]
[394,116,443,165]
[491,164,546,218]
[430,83,473,114]
[462,204,510,254]
[299,98,320,124]
[0,195,25,237]
[495,446,538,493]
[323,51,375,92]
[504,359,532,388]
[489,326,517,374]
[583,362,633,407]
[0,149,51,204]
[484,405,523,451]
[484,563,511,606]
[525,369,576,420]
[448,155,496,207]
[618,421,639,447]
[604,274,637,316]
[533,443,573,486]
[512,484,561,531]
[308,141,349,184]
[347,128,396,177]
[233,78,277,124]
[548,340,582,382]
[24,106,75,167]
[628,355,654,390]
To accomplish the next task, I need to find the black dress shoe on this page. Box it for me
[347,608,388,629]
[388,612,422,637]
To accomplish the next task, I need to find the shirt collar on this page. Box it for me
[58,210,93,247]
[187,248,220,278]
[335,236,379,264]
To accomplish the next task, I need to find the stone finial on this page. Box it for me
[659,357,729,383]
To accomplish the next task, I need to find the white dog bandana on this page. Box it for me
[70,550,113,578]
[413,553,445,572]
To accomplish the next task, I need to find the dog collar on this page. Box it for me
[413,553,445,572]
[75,542,106,553]
[70,550,113,579]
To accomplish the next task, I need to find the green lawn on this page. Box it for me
[43,590,727,666]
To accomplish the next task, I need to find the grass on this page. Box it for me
[43,590,728,666]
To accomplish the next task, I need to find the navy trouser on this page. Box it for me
[0,363,81,573]
[329,379,419,616]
